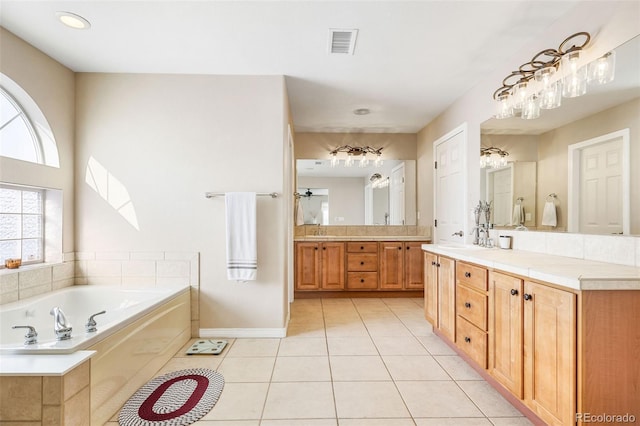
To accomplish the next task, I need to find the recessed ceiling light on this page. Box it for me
[353,108,370,115]
[56,11,91,30]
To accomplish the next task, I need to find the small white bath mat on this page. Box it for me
[118,368,224,426]
[186,339,228,355]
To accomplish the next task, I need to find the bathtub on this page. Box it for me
[0,284,192,425]
[1,285,189,354]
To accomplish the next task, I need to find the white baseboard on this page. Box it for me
[200,327,287,338]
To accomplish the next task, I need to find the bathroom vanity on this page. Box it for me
[294,236,428,296]
[422,244,640,426]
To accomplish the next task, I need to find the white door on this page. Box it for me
[435,129,465,244]
[579,138,623,234]
[487,166,512,226]
[389,163,405,225]
[568,129,629,234]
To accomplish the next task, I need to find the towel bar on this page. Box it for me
[205,192,279,199]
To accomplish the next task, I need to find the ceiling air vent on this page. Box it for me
[328,29,358,55]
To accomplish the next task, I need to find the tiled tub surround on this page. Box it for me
[0,251,200,337]
[0,287,191,425]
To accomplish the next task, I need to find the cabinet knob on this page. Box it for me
[323,247,326,250]
[510,289,519,296]
[464,272,471,278]
[406,246,410,250]
[314,247,318,250]
[360,261,364,265]
[523,293,532,301]
[398,247,402,250]
[431,261,436,266]
[464,302,471,309]
[360,246,364,250]
[464,336,471,343]
[360,279,365,283]
[436,263,441,267]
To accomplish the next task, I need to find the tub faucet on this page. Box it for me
[85,310,106,333]
[50,307,72,340]
[12,325,38,345]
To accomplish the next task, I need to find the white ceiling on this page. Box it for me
[0,1,585,133]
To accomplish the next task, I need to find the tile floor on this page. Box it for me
[106,298,533,426]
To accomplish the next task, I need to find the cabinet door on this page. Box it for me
[379,242,404,289]
[295,243,320,290]
[524,281,576,426]
[437,256,456,341]
[321,242,345,290]
[404,242,424,289]
[424,252,438,325]
[489,272,523,398]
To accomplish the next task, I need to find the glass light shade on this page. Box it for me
[521,95,540,120]
[588,50,616,85]
[495,93,513,119]
[561,50,587,98]
[345,153,354,167]
[374,154,383,167]
[359,154,368,167]
[330,153,338,167]
[498,155,508,168]
[535,66,562,109]
[511,81,529,110]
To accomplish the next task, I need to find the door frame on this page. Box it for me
[432,122,469,244]
[567,128,630,234]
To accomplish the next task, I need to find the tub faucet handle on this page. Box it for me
[12,325,38,345]
[85,310,106,333]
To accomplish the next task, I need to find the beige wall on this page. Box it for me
[297,176,365,225]
[295,132,417,160]
[0,27,75,254]
[75,73,288,331]
[416,1,640,240]
[537,97,640,232]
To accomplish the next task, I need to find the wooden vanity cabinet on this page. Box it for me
[346,242,379,289]
[489,271,576,426]
[379,242,425,290]
[423,252,455,341]
[295,242,345,290]
[455,261,488,368]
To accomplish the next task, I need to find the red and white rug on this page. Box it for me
[118,368,224,426]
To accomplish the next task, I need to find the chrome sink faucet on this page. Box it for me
[50,307,72,340]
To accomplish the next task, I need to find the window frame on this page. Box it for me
[0,183,45,268]
[0,86,44,164]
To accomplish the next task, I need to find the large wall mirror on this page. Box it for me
[481,35,640,235]
[296,159,416,226]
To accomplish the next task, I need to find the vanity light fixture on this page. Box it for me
[56,11,91,29]
[330,145,383,168]
[493,32,616,120]
[480,147,509,169]
[370,173,390,189]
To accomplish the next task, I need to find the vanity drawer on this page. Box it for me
[347,242,378,253]
[347,253,378,271]
[456,284,488,331]
[456,316,488,369]
[347,272,378,289]
[456,262,488,291]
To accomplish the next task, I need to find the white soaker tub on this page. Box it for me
[0,284,192,425]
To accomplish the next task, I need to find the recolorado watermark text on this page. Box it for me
[576,413,636,423]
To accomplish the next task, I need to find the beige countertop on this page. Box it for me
[422,244,640,291]
[295,236,431,242]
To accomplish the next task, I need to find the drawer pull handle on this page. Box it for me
[464,272,471,278]
[360,261,364,265]
[510,289,519,296]
[523,293,532,301]
[464,302,471,309]
[464,336,471,343]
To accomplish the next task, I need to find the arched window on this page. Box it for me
[0,74,59,167]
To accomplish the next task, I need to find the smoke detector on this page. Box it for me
[328,29,358,55]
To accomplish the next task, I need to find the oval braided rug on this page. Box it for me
[118,368,224,426]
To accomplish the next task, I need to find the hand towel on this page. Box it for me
[295,198,305,226]
[541,200,557,227]
[225,192,257,282]
[511,203,524,226]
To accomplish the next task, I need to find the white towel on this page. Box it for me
[511,203,524,226]
[541,201,557,227]
[295,198,305,226]
[225,192,257,282]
